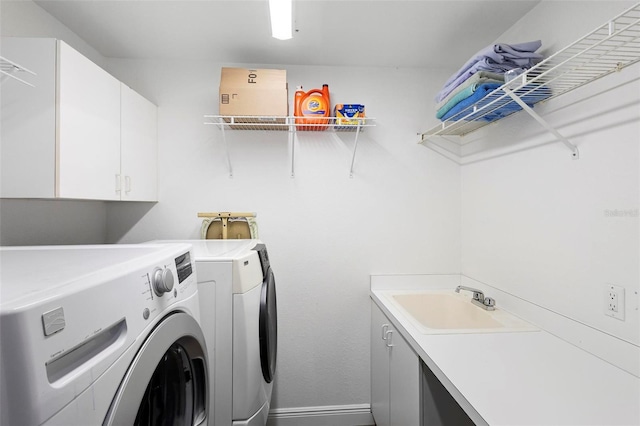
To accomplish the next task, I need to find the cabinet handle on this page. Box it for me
[381,324,389,340]
[385,330,394,347]
[125,176,131,194]
[115,174,121,193]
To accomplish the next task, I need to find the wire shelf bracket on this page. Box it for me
[204,115,375,178]
[503,88,579,159]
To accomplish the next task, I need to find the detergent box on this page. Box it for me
[334,104,366,129]
[219,67,288,128]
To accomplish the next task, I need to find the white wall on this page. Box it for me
[0,0,109,246]
[104,58,461,411]
[460,0,639,375]
[0,0,105,66]
[0,199,107,245]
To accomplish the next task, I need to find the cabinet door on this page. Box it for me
[57,41,121,200]
[120,84,157,201]
[371,301,391,426]
[389,328,420,426]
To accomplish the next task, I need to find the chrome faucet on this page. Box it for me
[455,285,496,311]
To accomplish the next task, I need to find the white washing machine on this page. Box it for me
[152,239,277,426]
[0,243,210,425]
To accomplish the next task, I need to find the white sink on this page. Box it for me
[385,290,537,335]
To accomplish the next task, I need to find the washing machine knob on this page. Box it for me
[152,267,174,296]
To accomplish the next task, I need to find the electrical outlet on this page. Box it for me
[608,290,618,312]
[604,284,625,320]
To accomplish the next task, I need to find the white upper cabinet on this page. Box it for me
[0,37,158,201]
[120,83,158,202]
[57,41,121,200]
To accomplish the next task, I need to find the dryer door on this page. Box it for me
[259,266,277,383]
[103,312,208,426]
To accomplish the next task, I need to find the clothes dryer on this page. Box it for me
[152,239,277,426]
[0,243,209,425]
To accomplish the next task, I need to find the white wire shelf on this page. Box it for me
[204,115,374,131]
[0,56,36,87]
[419,2,640,159]
[204,115,375,178]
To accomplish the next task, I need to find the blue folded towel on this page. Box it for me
[440,83,552,122]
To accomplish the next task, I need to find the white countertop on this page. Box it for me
[371,288,640,425]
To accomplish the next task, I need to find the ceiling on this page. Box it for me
[33,0,540,68]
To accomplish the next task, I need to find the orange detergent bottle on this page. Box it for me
[294,84,331,131]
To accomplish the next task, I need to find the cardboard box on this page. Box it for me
[219,67,288,129]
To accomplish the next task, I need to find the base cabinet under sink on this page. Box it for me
[371,299,477,426]
[371,300,420,426]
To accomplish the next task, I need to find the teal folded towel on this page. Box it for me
[435,71,504,111]
[436,76,504,119]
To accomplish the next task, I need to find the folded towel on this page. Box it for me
[480,41,543,65]
[436,76,505,119]
[437,57,537,103]
[440,83,501,121]
[441,83,552,122]
[436,71,504,111]
[436,40,543,102]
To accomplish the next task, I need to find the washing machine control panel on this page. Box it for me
[152,267,175,296]
[139,250,197,321]
[174,251,193,283]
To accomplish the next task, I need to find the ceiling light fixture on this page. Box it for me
[269,0,293,40]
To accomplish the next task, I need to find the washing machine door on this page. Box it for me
[103,312,209,426]
[259,266,277,383]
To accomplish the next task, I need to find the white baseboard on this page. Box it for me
[267,404,374,426]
